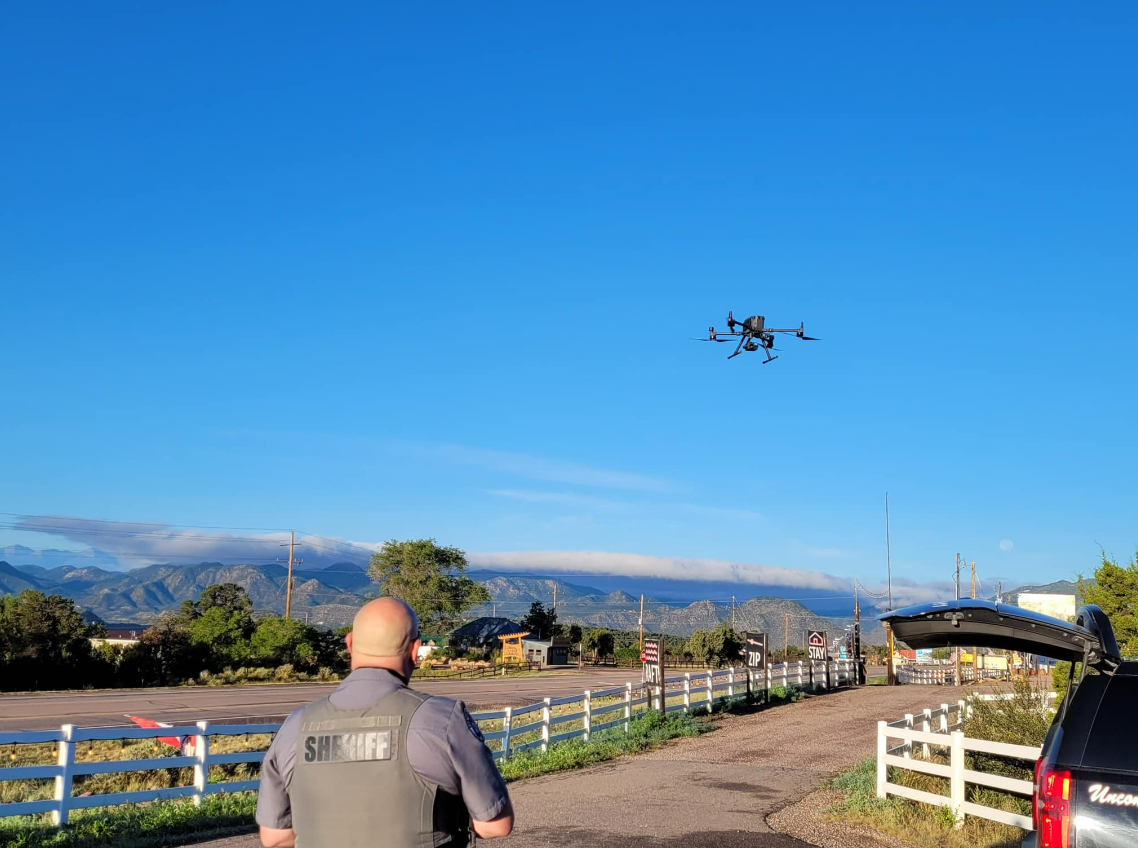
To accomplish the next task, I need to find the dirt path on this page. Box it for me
[184,685,970,848]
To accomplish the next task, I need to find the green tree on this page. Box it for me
[118,613,208,686]
[251,615,320,668]
[1081,550,1138,658]
[686,622,743,668]
[368,539,491,634]
[186,585,255,668]
[520,602,559,640]
[0,590,105,691]
[568,624,583,645]
[582,628,614,662]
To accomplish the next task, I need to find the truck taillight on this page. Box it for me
[1034,758,1073,848]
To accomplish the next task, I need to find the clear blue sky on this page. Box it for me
[3,4,1136,596]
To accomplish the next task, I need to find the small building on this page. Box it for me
[89,628,143,649]
[418,636,447,660]
[521,635,571,668]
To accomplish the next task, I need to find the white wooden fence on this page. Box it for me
[897,665,1008,685]
[0,660,855,826]
[876,698,1043,830]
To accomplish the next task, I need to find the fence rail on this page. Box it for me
[0,659,855,826]
[876,697,1045,830]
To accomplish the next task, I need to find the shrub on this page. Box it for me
[274,664,295,682]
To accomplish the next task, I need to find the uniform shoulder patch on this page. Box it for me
[461,705,485,743]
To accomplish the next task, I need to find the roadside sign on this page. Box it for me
[744,632,767,671]
[807,630,827,662]
[643,638,662,686]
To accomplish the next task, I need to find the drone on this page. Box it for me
[695,311,820,362]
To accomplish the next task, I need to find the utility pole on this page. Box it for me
[279,531,303,620]
[731,595,736,631]
[997,581,1002,604]
[955,552,962,687]
[971,560,978,683]
[784,613,789,661]
[884,493,896,685]
[493,604,497,618]
[639,594,644,653]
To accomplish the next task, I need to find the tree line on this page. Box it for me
[0,584,347,691]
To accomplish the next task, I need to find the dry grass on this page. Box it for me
[0,734,269,808]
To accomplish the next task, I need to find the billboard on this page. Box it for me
[915,648,934,664]
[1016,593,1077,622]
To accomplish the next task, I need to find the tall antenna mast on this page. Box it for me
[885,492,893,610]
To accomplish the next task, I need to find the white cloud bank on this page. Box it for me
[467,550,851,591]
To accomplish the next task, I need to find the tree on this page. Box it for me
[568,624,583,646]
[0,590,106,691]
[582,628,614,662]
[251,615,320,668]
[1081,550,1138,658]
[184,584,254,668]
[520,602,558,640]
[686,622,743,668]
[368,539,491,634]
[118,613,208,686]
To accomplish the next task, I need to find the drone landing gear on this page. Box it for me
[763,351,779,364]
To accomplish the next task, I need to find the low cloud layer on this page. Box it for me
[6,515,376,570]
[5,515,959,611]
[467,549,851,591]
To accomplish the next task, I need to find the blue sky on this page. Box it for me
[2,4,1136,602]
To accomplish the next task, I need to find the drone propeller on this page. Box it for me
[692,337,730,343]
[799,335,820,341]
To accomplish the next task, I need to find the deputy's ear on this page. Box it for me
[345,631,353,653]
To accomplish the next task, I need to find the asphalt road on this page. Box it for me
[0,669,640,732]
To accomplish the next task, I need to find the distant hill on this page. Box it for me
[992,579,1086,606]
[0,558,870,641]
[0,561,45,594]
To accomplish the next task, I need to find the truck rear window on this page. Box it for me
[1081,675,1138,771]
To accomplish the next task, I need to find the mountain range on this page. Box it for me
[0,557,881,642]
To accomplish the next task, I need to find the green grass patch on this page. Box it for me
[498,710,707,782]
[825,757,1027,848]
[0,792,258,848]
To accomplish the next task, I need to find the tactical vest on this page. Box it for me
[289,686,473,848]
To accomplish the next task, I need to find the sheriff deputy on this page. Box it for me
[256,597,515,848]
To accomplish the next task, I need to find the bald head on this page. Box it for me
[347,598,420,673]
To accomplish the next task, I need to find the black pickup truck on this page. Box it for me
[879,599,1136,848]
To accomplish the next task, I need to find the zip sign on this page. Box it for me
[744,632,767,670]
[808,630,828,662]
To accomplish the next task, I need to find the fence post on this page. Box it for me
[950,730,966,828]
[957,699,967,728]
[902,714,914,759]
[192,720,210,806]
[502,707,513,761]
[939,703,949,734]
[921,708,932,759]
[728,667,735,701]
[706,670,714,713]
[541,698,551,753]
[624,683,632,732]
[876,720,887,799]
[52,724,76,826]
[583,690,591,743]
[683,673,691,714]
[797,660,804,686]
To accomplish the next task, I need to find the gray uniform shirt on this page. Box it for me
[256,668,510,829]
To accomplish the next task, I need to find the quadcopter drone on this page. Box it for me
[695,311,819,362]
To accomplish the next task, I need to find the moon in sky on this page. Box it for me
[999,539,1014,552]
